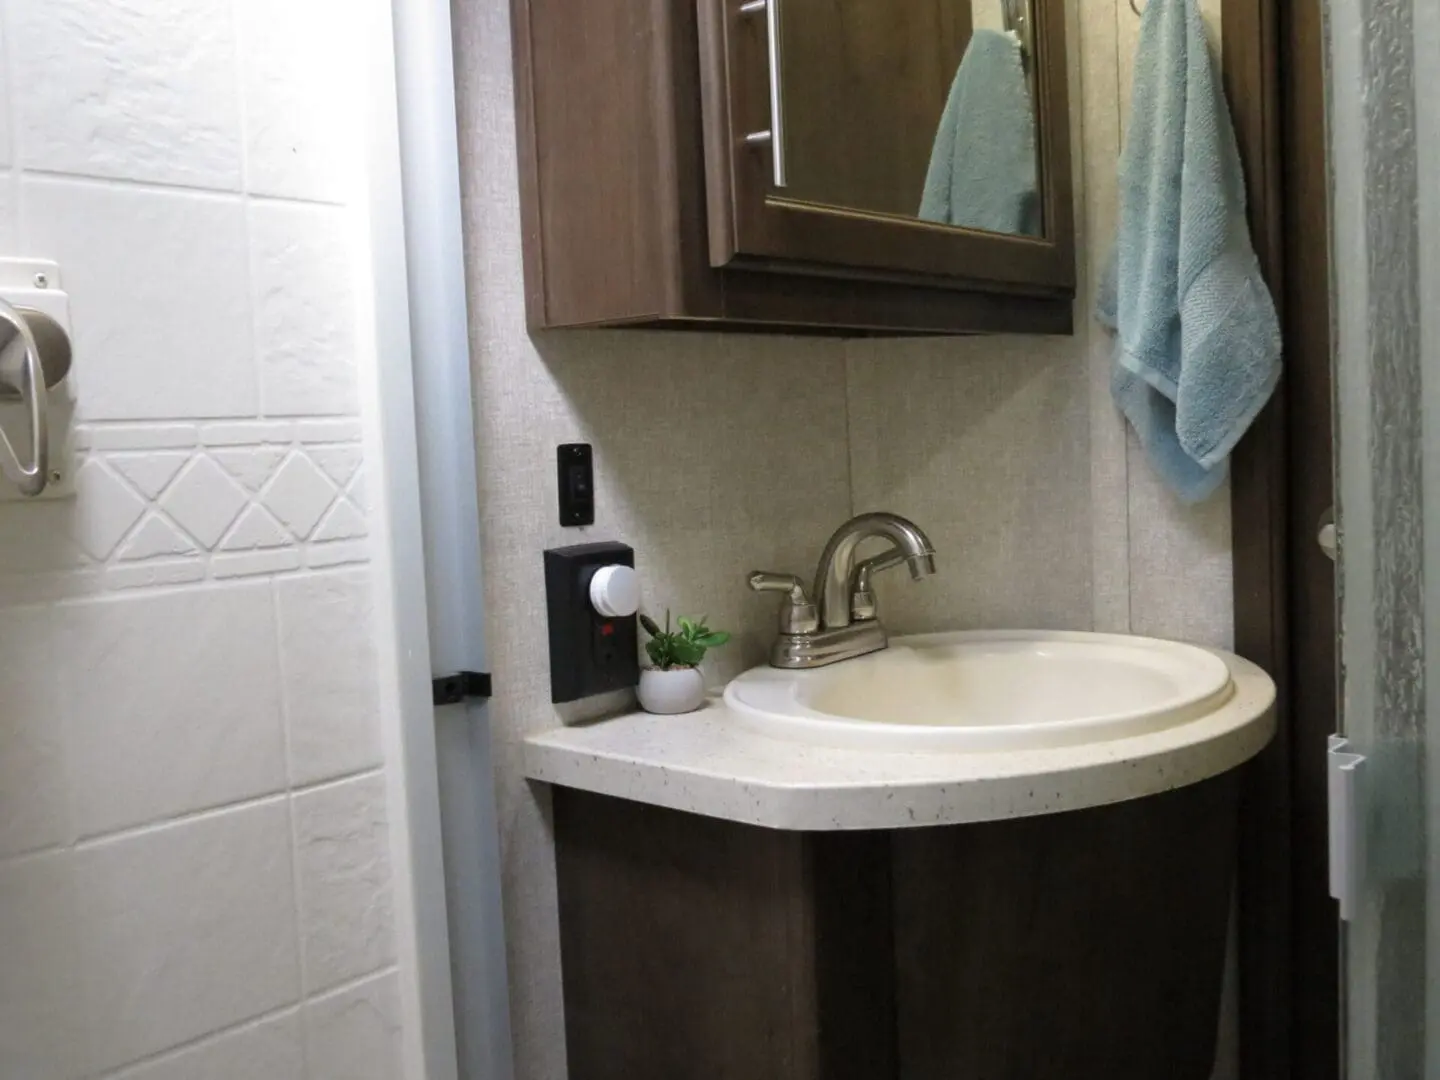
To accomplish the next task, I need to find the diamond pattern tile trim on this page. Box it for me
[263,453,337,541]
[160,456,251,549]
[72,459,147,561]
[221,505,290,551]
[117,515,200,561]
[312,499,366,542]
[212,447,288,493]
[308,445,363,488]
[109,452,191,500]
[9,435,369,595]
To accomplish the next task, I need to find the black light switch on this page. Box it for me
[544,541,639,703]
[558,444,594,526]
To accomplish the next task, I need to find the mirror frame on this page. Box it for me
[699,0,1075,295]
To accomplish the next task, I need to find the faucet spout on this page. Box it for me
[813,513,936,629]
[906,551,937,580]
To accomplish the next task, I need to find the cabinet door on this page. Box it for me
[698,0,1075,294]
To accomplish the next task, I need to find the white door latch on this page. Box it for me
[1328,734,1367,921]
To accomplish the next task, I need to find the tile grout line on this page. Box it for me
[16,167,348,210]
[0,765,386,868]
[79,417,366,432]
[0,550,372,610]
[272,570,316,1011]
[229,0,269,428]
[93,964,402,1080]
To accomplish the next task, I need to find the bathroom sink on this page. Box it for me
[722,630,1237,753]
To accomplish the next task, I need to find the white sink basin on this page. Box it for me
[722,630,1237,753]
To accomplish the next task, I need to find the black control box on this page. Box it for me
[557,444,595,526]
[544,542,639,703]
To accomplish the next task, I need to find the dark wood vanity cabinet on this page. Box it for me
[510,0,1075,335]
[553,777,1240,1080]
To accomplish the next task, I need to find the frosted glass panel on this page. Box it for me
[1328,0,1440,1073]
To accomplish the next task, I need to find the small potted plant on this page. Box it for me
[636,611,731,715]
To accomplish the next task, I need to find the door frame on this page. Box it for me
[1223,0,1339,1076]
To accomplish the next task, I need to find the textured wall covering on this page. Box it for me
[847,0,1232,650]
[847,334,1094,632]
[453,14,851,1074]
[453,1,1235,1077]
[0,1,405,1077]
[1114,0,1234,649]
[453,12,851,1080]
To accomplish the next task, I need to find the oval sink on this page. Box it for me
[722,630,1237,753]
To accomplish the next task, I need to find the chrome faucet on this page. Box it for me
[749,513,937,669]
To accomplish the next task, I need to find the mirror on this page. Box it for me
[776,0,1044,238]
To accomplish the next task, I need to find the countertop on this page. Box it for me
[523,650,1277,831]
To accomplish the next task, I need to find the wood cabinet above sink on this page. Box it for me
[509,0,1075,336]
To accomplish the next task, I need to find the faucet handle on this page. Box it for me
[747,572,820,635]
[749,571,807,599]
[850,549,911,621]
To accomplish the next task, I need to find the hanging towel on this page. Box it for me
[1096,0,1281,503]
[919,29,1040,237]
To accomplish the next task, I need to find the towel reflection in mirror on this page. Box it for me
[918,25,1041,237]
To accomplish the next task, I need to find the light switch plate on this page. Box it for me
[0,258,76,501]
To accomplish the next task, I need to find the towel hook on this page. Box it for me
[0,299,72,497]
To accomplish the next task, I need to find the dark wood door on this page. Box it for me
[1225,0,1338,1075]
[1280,0,1339,1074]
[697,0,1075,294]
[553,781,1245,1080]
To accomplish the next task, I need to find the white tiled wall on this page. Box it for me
[0,1,403,1077]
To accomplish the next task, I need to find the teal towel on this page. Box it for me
[1097,0,1281,503]
[919,29,1040,237]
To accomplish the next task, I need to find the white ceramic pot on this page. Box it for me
[637,666,706,715]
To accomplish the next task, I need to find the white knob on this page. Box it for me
[589,564,639,618]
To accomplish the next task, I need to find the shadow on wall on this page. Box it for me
[492,327,853,683]
[846,332,1095,635]
[528,327,1102,668]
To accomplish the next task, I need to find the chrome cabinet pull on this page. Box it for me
[0,300,71,498]
[740,0,787,188]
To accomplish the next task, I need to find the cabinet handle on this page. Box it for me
[0,299,51,497]
[740,0,787,188]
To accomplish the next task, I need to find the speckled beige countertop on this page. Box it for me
[523,650,1277,831]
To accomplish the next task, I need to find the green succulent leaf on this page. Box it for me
[671,641,705,667]
[636,609,731,671]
